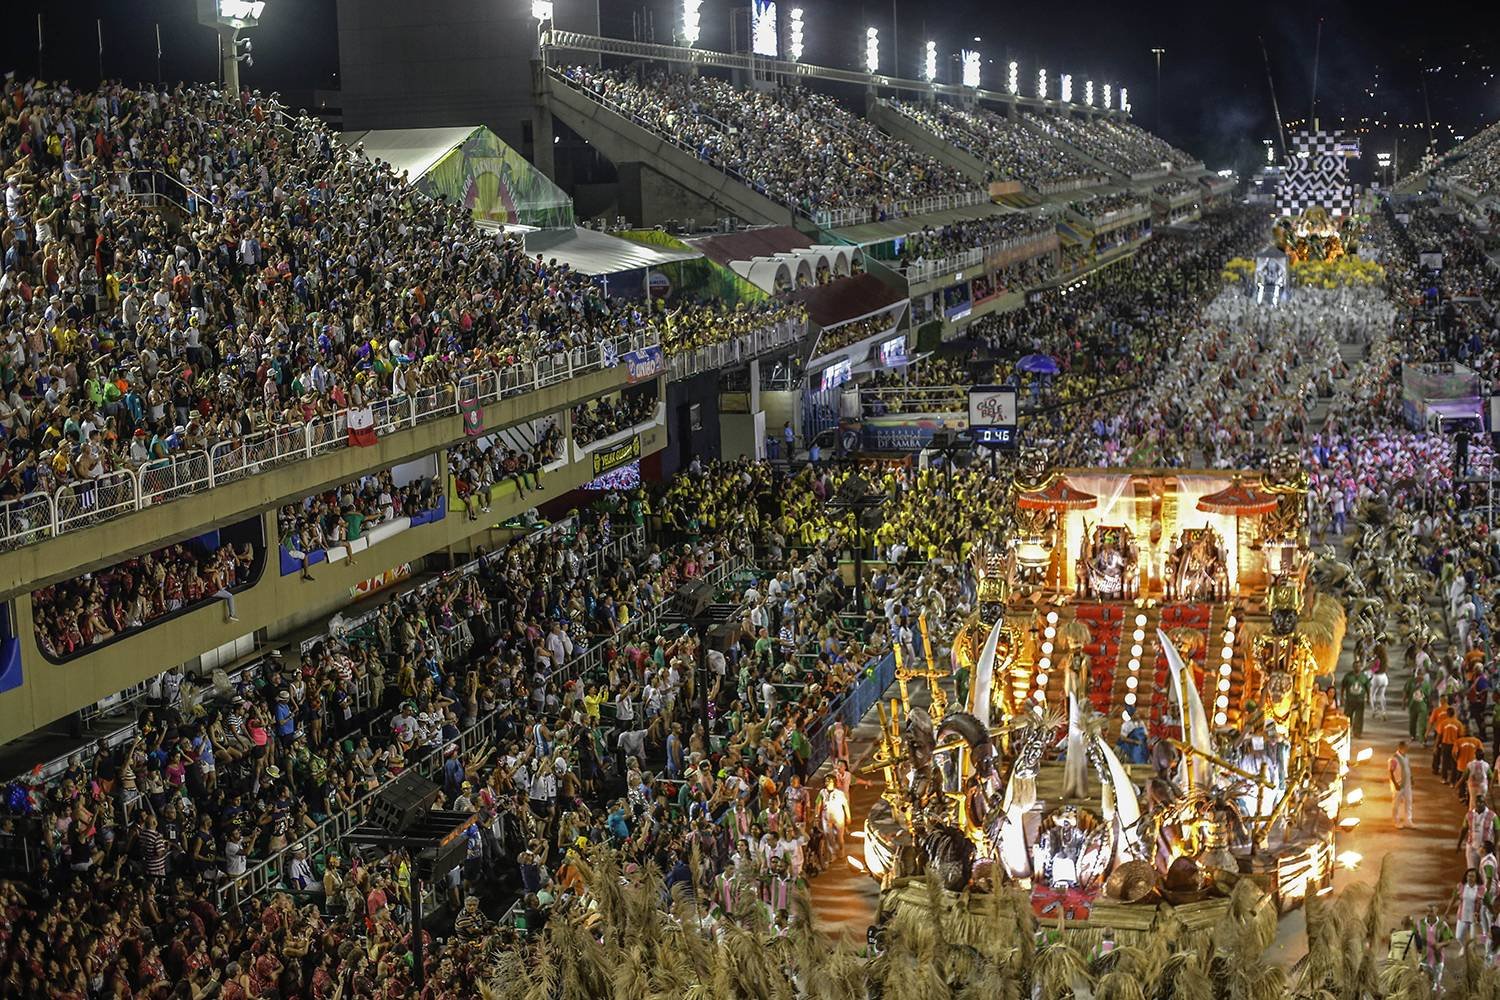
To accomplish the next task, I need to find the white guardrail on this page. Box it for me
[0,335,656,554]
[667,317,806,380]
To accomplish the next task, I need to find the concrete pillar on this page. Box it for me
[219,26,240,96]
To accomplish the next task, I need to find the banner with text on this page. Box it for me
[592,435,642,476]
[623,346,667,383]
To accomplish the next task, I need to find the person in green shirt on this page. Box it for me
[343,504,366,541]
[1406,674,1431,743]
[754,627,775,671]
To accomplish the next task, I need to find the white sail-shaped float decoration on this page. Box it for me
[1094,735,1145,861]
[1158,627,1214,788]
[1062,692,1088,798]
[967,618,1006,727]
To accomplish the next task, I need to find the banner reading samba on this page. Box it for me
[592,435,641,476]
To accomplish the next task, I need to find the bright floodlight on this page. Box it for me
[1120,87,1130,112]
[751,0,778,56]
[219,0,265,21]
[682,0,702,45]
[1085,80,1094,106]
[789,8,804,61]
[1103,83,1112,109]
[1037,67,1047,99]
[924,41,937,82]
[961,49,980,88]
[1007,60,1019,95]
[1060,74,1072,103]
[530,0,554,20]
[865,27,879,74]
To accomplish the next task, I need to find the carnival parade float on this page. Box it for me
[862,449,1357,935]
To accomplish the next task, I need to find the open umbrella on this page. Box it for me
[1016,353,1061,375]
[1196,475,1279,516]
[1016,475,1098,511]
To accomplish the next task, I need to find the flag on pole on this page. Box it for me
[461,398,484,438]
[347,406,377,447]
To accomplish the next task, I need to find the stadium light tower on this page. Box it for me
[1060,74,1072,104]
[1037,67,1047,100]
[681,0,702,45]
[924,40,937,82]
[196,0,263,96]
[789,8,804,61]
[1007,60,1019,95]
[1120,87,1130,114]
[1085,80,1094,107]
[865,27,879,74]
[961,50,981,88]
[1151,47,1165,132]
[1103,83,1112,110]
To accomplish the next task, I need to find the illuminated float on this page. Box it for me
[864,449,1355,933]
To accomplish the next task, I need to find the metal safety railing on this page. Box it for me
[0,333,658,556]
[666,317,807,380]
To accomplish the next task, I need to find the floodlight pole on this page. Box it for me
[220,25,241,95]
[1151,48,1164,134]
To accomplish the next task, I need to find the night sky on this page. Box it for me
[4,0,1500,173]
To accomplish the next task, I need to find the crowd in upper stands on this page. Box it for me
[1067,190,1150,222]
[276,467,443,576]
[1151,177,1199,200]
[562,67,978,221]
[894,212,1052,271]
[661,300,806,358]
[571,391,657,447]
[448,421,563,517]
[0,78,655,515]
[1404,123,1500,199]
[32,535,255,658]
[888,100,1108,191]
[1029,112,1196,174]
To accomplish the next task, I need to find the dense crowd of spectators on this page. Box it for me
[1406,123,1500,198]
[816,314,899,355]
[276,468,442,576]
[894,212,1052,271]
[662,300,805,357]
[1151,177,1199,200]
[1385,203,1500,378]
[1029,112,1196,174]
[0,77,666,531]
[570,391,657,447]
[1067,190,1149,222]
[562,67,976,221]
[32,536,255,659]
[448,421,563,517]
[888,100,1107,190]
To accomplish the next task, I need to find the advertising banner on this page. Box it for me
[968,384,1019,447]
[623,346,667,383]
[592,435,642,476]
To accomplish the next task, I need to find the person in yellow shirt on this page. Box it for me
[582,686,605,723]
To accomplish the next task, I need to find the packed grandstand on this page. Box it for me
[0,22,1491,1000]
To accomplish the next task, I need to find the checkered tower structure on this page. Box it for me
[1276,129,1354,217]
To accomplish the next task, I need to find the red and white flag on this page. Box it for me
[347,406,377,447]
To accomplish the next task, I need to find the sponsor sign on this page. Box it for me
[623,345,666,382]
[592,435,641,476]
[968,384,1018,449]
